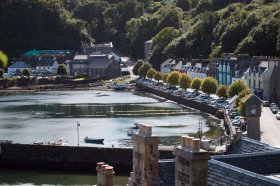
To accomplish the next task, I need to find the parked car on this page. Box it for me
[270,104,279,110]
[262,101,270,107]
[230,111,239,119]
[270,103,277,108]
[232,120,242,127]
[276,112,280,120]
[272,108,279,114]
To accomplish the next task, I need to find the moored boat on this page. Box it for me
[108,84,127,90]
[84,137,104,144]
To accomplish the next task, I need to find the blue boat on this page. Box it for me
[84,137,104,144]
[108,84,127,90]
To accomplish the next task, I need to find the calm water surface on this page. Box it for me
[0,90,221,186]
[0,90,221,147]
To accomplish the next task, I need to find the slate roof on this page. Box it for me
[208,159,280,186]
[9,62,32,69]
[243,94,262,104]
[161,58,176,67]
[87,59,112,69]
[37,60,56,67]
[158,159,175,186]
[228,137,279,154]
[212,151,280,175]
[73,55,88,61]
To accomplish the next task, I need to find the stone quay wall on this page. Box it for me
[0,143,174,174]
[137,83,224,119]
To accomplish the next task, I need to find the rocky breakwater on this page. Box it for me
[136,82,224,119]
[0,143,174,174]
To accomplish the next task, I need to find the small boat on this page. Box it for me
[33,141,44,145]
[84,137,104,144]
[48,138,68,146]
[108,84,127,90]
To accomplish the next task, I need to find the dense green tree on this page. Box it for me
[57,64,67,76]
[163,73,168,83]
[236,88,252,107]
[190,78,202,92]
[228,80,248,98]
[167,71,180,87]
[138,62,151,79]
[132,60,144,76]
[201,77,218,95]
[154,71,163,82]
[179,73,192,90]
[22,69,31,77]
[238,93,252,116]
[149,27,181,69]
[236,18,280,56]
[0,0,91,59]
[156,6,183,30]
[216,85,228,98]
[147,68,156,79]
[176,0,190,11]
[0,69,4,78]
[277,28,280,53]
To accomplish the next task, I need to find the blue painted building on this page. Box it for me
[216,57,237,86]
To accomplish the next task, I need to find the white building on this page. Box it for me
[8,61,32,75]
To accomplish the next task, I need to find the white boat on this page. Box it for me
[48,138,68,146]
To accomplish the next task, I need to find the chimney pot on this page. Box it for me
[192,138,200,151]
[186,137,194,148]
[181,136,188,148]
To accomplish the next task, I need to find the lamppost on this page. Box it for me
[77,122,80,146]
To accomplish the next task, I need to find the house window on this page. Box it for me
[249,79,251,87]
[253,80,256,88]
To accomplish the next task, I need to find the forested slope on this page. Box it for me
[0,0,279,69]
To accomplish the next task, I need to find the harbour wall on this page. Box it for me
[136,83,224,119]
[0,143,174,174]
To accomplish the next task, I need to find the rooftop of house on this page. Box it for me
[73,55,88,61]
[87,58,113,69]
[161,58,176,67]
[8,61,32,69]
[37,60,57,67]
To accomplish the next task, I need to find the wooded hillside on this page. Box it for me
[0,0,279,68]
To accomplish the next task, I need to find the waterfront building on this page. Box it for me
[66,54,121,79]
[87,54,121,79]
[35,55,59,75]
[172,58,215,79]
[160,58,177,73]
[22,50,73,67]
[7,61,32,75]
[216,54,262,86]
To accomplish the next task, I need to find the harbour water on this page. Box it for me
[0,90,222,147]
[0,90,222,185]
